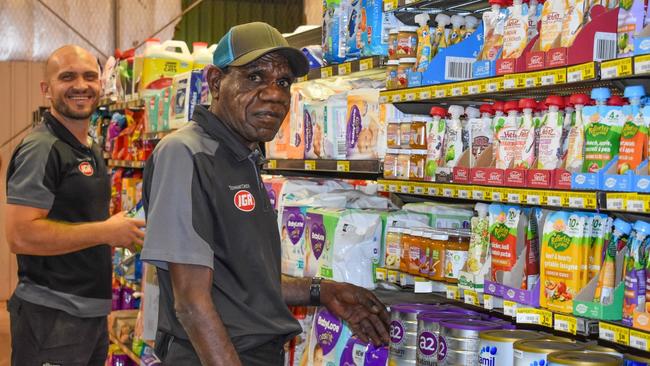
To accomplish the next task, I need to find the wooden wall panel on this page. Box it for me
[0,61,46,301]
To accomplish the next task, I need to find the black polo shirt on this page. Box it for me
[141,105,301,353]
[6,112,112,317]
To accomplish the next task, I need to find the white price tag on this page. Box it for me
[388,184,398,193]
[600,327,616,343]
[486,82,498,92]
[517,311,541,325]
[379,95,388,104]
[387,271,398,283]
[468,84,479,94]
[492,191,502,201]
[384,2,394,10]
[405,93,416,101]
[427,187,438,196]
[391,94,402,103]
[541,75,555,85]
[567,70,582,82]
[436,89,446,98]
[419,91,431,99]
[607,198,624,210]
[525,77,536,87]
[628,200,644,212]
[442,188,454,197]
[569,197,585,208]
[504,78,516,89]
[472,190,484,200]
[507,193,520,203]
[400,185,410,194]
[527,195,540,205]
[413,186,425,194]
[451,87,462,96]
[464,290,479,306]
[483,294,494,310]
[630,333,649,351]
[635,59,650,74]
[458,190,469,199]
[446,286,459,300]
[601,66,617,79]
[504,301,517,317]
[554,317,575,335]
[548,195,562,207]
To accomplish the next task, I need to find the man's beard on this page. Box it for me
[52,96,98,120]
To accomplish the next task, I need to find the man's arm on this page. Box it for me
[281,276,390,346]
[169,263,241,366]
[5,204,145,255]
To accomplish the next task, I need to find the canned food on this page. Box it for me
[513,340,586,366]
[478,330,545,366]
[390,304,449,364]
[625,353,650,366]
[445,336,481,351]
[546,351,623,365]
[440,319,503,339]
[441,349,479,365]
[416,312,483,366]
[583,344,623,358]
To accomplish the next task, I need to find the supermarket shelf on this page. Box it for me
[378,179,599,210]
[264,159,382,174]
[142,129,176,140]
[108,159,145,169]
[109,332,141,364]
[384,0,489,13]
[297,56,384,82]
[99,95,145,112]
[601,192,650,213]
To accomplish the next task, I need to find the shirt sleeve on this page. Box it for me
[6,137,59,210]
[141,136,214,270]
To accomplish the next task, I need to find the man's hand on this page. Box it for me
[101,211,145,251]
[320,280,390,346]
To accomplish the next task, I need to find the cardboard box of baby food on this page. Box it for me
[470,145,506,186]
[573,251,625,320]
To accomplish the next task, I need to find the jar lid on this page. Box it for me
[387,59,400,65]
[430,233,449,240]
[399,58,418,63]
[439,319,502,331]
[399,26,419,32]
[390,303,447,314]
[513,340,585,354]
[479,329,544,342]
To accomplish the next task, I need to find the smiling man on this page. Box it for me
[141,22,390,365]
[5,45,146,365]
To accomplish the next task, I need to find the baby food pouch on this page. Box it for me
[502,0,530,59]
[442,106,465,168]
[522,208,540,290]
[489,204,525,281]
[514,99,537,169]
[479,0,508,61]
[495,102,521,169]
[426,107,447,181]
[527,0,543,41]
[561,0,586,47]
[469,105,494,167]
[415,13,432,72]
[432,14,451,57]
[589,214,610,282]
[450,15,466,46]
[617,103,648,174]
[623,221,650,325]
[540,0,567,51]
[540,210,588,313]
[565,94,591,172]
[582,103,624,173]
[465,203,490,276]
[346,89,383,159]
[537,96,565,169]
[304,100,327,159]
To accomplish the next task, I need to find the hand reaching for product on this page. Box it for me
[320,280,390,346]
[102,211,145,251]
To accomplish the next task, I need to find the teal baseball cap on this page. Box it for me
[213,22,310,77]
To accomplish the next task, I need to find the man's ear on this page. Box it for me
[205,65,226,100]
[40,81,51,100]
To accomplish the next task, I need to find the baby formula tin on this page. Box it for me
[390,304,448,365]
[584,344,623,358]
[546,351,623,366]
[513,340,585,366]
[439,319,503,365]
[478,330,545,366]
[416,312,483,366]
[625,353,650,366]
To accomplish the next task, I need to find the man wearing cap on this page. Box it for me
[141,22,390,365]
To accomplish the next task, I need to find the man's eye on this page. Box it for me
[278,79,291,88]
[249,74,262,82]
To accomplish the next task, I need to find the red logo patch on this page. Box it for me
[78,162,94,176]
[234,190,255,212]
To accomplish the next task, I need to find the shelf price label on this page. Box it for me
[507,192,522,203]
[442,186,454,198]
[427,185,439,196]
[599,322,630,346]
[627,197,646,212]
[388,184,398,193]
[413,184,425,195]
[267,159,277,169]
[359,58,374,71]
[404,92,416,102]
[525,72,540,88]
[457,188,470,199]
[464,290,479,306]
[634,54,650,75]
[418,88,432,100]
[554,314,578,335]
[601,57,633,79]
[375,268,388,281]
[541,69,566,85]
[387,270,399,283]
[378,183,387,192]
[338,62,352,75]
[547,194,563,207]
[304,160,317,171]
[526,194,541,205]
[517,308,553,328]
[504,300,518,317]
[503,75,517,89]
[485,78,501,92]
[336,161,350,172]
[630,329,650,352]
[435,87,447,98]
[400,183,411,194]
[568,196,585,209]
[391,93,403,103]
[483,294,494,310]
[606,193,625,211]
[472,189,485,200]
[321,66,334,79]
[492,189,503,202]
[567,62,596,82]
[451,84,463,96]
[379,93,389,104]
[468,83,480,95]
[446,285,460,300]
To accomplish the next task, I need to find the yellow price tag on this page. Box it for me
[606,192,626,211]
[446,285,460,300]
[450,83,463,96]
[441,185,455,198]
[635,54,650,75]
[435,86,448,98]
[338,62,352,75]
[412,184,426,195]
[516,308,552,328]
[601,58,633,79]
[467,82,480,95]
[483,294,494,310]
[391,92,403,103]
[418,87,432,100]
[400,183,412,194]
[491,188,504,202]
[485,77,502,92]
[426,184,439,196]
[304,160,317,171]
[464,290,479,306]
[567,62,596,82]
[503,74,518,89]
[267,159,277,169]
[321,66,334,79]
[359,58,374,71]
[630,329,650,352]
[387,270,399,283]
[524,72,540,88]
[384,0,398,11]
[599,322,630,346]
[336,161,350,172]
[379,92,390,104]
[296,75,308,83]
[504,300,518,317]
[554,314,577,335]
[375,268,388,281]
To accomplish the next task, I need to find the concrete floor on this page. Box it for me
[0,302,10,366]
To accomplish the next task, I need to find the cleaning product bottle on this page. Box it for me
[583,88,624,172]
[618,86,647,174]
[495,101,521,169]
[464,106,480,153]
[425,107,448,181]
[464,202,490,277]
[537,96,565,169]
[192,42,213,70]
[464,16,479,40]
[623,220,650,325]
[480,0,509,60]
[594,218,632,304]
[415,13,432,73]
[450,15,466,45]
[514,98,537,168]
[432,14,452,57]
[502,0,531,59]
[565,93,591,172]
[443,105,465,168]
[141,39,193,91]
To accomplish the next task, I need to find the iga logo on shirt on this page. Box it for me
[78,162,94,176]
[234,190,255,212]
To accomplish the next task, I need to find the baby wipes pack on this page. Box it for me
[281,206,309,277]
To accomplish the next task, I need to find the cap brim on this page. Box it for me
[229,46,310,78]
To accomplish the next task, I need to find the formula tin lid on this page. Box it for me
[583,344,622,357]
[624,353,650,363]
[478,329,545,342]
[417,311,477,321]
[439,319,502,331]
[546,351,623,366]
[513,340,585,354]
[390,303,449,314]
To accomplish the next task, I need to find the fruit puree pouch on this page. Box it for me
[514,99,537,169]
[465,203,490,276]
[522,208,540,290]
[540,211,587,313]
[582,104,624,172]
[425,107,447,181]
[488,204,525,281]
[469,106,494,167]
[443,106,465,168]
[537,97,565,169]
[527,0,543,41]
[561,0,586,47]
[479,1,508,61]
[588,214,610,281]
[618,104,648,174]
[502,0,530,59]
[346,89,383,159]
[304,100,327,159]
[281,206,308,277]
[495,102,521,169]
[623,221,650,325]
[450,15,466,46]
[540,0,567,51]
[415,13,432,72]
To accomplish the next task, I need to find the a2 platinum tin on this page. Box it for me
[389,304,450,365]
[415,313,484,366]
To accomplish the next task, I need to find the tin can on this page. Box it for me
[583,344,623,358]
[438,320,503,364]
[416,313,483,366]
[478,330,545,366]
[442,349,479,365]
[513,340,585,366]
[390,304,450,364]
[625,353,650,366]
[546,351,623,365]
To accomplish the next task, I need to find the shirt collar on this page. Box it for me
[192,105,265,163]
[43,111,91,151]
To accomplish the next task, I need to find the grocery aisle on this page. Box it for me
[0,301,9,366]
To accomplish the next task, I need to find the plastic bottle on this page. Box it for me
[537,95,565,169]
[450,15,466,45]
[495,101,521,169]
[565,93,591,172]
[192,42,213,70]
[464,16,479,39]
[514,98,537,168]
[594,218,632,304]
[618,86,647,174]
[432,14,452,57]
[425,107,447,181]
[415,13,432,72]
[443,105,465,168]
[141,39,193,90]
[623,220,650,325]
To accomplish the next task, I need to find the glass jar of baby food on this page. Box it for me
[400,228,414,273]
[397,58,416,89]
[410,116,429,149]
[409,149,427,181]
[444,233,470,283]
[384,149,399,179]
[408,230,426,275]
[419,230,434,278]
[386,60,400,90]
[397,26,418,58]
[397,149,411,180]
[428,233,448,282]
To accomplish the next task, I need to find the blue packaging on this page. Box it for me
[346,0,362,59]
[360,0,389,57]
[323,0,348,64]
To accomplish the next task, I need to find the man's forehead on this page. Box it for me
[47,48,99,77]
